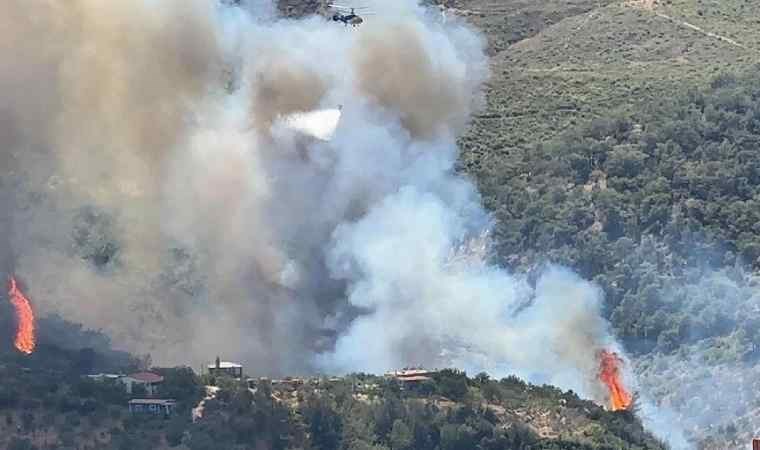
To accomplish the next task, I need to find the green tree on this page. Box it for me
[166,416,188,447]
[440,424,477,450]
[389,420,412,450]
[306,397,343,450]
[435,369,469,402]
[8,437,36,450]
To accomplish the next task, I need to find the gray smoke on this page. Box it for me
[0,159,14,277]
[1,0,639,412]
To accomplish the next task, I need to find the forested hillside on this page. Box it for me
[193,371,663,450]
[446,0,760,447]
[0,341,665,450]
[443,0,760,353]
[470,70,760,353]
[0,295,662,449]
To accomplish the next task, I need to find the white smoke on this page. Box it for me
[320,185,619,401]
[0,0,660,423]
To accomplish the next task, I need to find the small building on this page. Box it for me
[128,399,176,416]
[121,372,165,396]
[208,357,243,379]
[87,373,125,383]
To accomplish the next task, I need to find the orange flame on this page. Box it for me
[8,277,35,354]
[598,350,631,411]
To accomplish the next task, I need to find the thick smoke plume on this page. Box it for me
[1,0,633,408]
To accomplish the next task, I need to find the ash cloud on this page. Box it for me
[2,0,634,412]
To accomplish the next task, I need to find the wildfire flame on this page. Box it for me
[598,350,632,411]
[8,277,36,354]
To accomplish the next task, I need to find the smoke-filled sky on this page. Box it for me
[0,0,638,409]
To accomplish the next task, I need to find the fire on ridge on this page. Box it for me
[8,276,36,355]
[599,350,632,411]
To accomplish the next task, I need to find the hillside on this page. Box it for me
[0,337,664,450]
[0,286,663,450]
[457,0,760,164]
[442,1,760,448]
[453,0,760,271]
[0,296,665,450]
[2,1,759,449]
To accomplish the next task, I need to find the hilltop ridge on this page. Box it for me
[0,336,665,450]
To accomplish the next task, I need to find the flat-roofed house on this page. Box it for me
[87,373,125,382]
[208,357,243,379]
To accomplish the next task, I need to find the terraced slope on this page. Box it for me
[457,0,760,174]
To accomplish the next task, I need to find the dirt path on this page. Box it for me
[192,386,220,422]
[655,12,753,52]
[626,0,757,53]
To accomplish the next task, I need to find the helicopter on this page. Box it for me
[327,4,374,27]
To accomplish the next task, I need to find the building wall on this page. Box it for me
[121,378,159,395]
[129,403,173,415]
[209,367,243,378]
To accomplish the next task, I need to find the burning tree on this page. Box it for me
[598,350,632,411]
[8,277,35,354]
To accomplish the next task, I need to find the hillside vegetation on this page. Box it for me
[447,0,760,350]
[0,338,664,450]
[4,1,759,449]
[194,370,663,450]
[458,0,760,162]
[445,0,760,447]
[0,302,665,450]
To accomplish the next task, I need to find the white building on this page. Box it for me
[128,399,176,415]
[208,358,243,379]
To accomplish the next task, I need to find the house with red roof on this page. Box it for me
[385,368,438,386]
[121,372,164,396]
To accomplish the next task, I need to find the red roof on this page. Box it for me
[128,372,164,383]
[398,376,432,382]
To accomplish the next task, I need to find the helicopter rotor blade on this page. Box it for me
[328,4,371,10]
